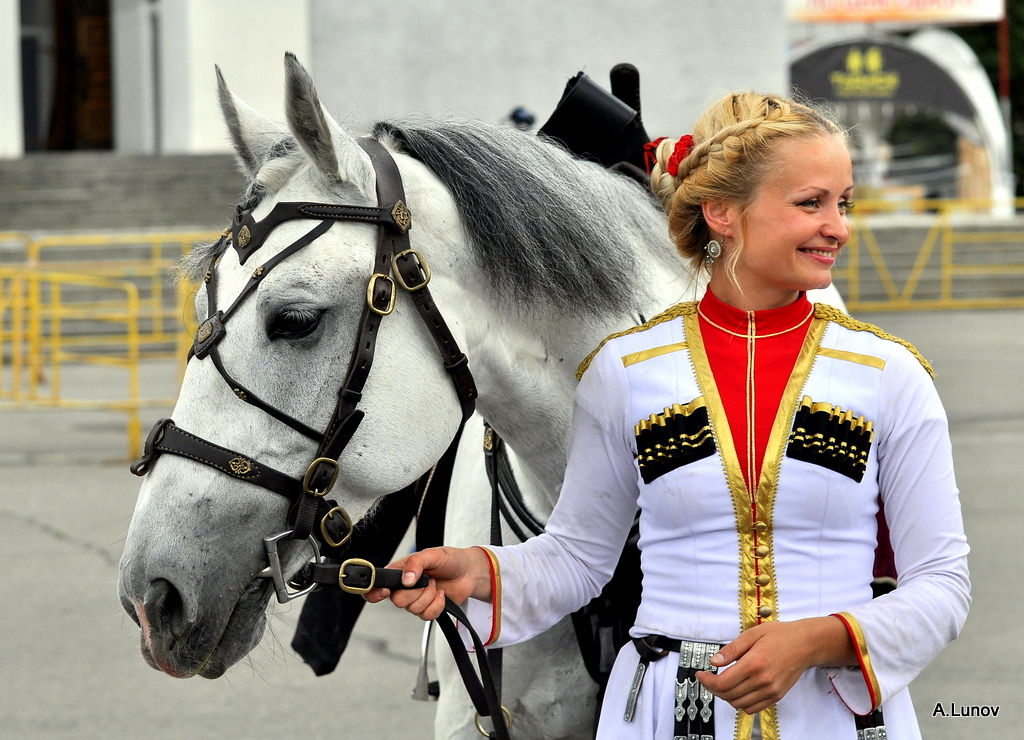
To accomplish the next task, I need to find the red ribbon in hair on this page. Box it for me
[642,137,667,174]
[642,135,695,176]
[665,135,694,177]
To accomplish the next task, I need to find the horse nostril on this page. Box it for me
[144,578,192,639]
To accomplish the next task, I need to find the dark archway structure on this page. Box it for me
[792,36,974,120]
[791,32,1011,206]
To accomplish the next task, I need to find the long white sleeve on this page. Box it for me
[464,340,641,647]
[827,344,971,713]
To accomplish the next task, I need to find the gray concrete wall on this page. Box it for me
[309,0,788,136]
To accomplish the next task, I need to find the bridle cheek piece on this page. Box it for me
[130,138,477,602]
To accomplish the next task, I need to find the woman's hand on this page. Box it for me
[696,616,856,714]
[363,546,494,621]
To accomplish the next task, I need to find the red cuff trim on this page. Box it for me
[833,612,881,712]
[475,546,501,646]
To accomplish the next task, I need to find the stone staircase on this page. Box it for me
[0,153,246,354]
[0,152,245,232]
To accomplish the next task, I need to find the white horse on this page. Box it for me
[118,55,843,739]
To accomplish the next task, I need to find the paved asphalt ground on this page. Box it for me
[0,309,1020,739]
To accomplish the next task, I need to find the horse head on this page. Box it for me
[118,54,471,678]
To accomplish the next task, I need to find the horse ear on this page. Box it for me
[216,66,288,179]
[283,53,375,195]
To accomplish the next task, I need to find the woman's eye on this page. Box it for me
[801,198,821,209]
[267,308,321,339]
[840,199,855,213]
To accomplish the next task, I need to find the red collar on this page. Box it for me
[698,290,813,338]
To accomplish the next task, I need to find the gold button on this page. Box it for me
[758,605,774,618]
[756,574,770,586]
[753,521,768,533]
[755,545,769,558]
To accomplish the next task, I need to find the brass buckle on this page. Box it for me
[320,506,353,549]
[303,457,340,496]
[393,249,431,291]
[338,558,376,594]
[474,706,512,736]
[367,273,396,316]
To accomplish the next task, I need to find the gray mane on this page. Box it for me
[183,118,670,318]
[376,117,666,315]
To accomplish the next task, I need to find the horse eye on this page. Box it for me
[268,307,321,339]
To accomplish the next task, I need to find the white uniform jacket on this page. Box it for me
[468,302,970,740]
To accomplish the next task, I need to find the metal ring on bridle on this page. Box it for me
[320,506,354,549]
[474,706,512,736]
[394,249,432,291]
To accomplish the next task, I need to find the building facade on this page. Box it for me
[2,0,788,157]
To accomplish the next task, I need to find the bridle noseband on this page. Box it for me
[130,138,477,601]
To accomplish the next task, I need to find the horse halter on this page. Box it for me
[130,137,477,601]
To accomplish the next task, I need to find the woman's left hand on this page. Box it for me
[696,616,855,714]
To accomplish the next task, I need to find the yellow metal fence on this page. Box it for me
[834,198,1024,312]
[1,205,1023,455]
[0,231,216,457]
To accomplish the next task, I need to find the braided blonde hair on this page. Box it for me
[649,92,848,275]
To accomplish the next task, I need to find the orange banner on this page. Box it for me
[787,0,1003,23]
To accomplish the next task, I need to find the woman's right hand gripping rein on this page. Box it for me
[363,545,494,621]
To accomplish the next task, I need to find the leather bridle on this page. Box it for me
[130,138,512,739]
[130,137,477,601]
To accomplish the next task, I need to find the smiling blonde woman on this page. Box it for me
[369,92,970,740]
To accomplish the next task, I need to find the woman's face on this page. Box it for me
[708,135,854,310]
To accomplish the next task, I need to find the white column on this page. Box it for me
[111,0,158,153]
[145,0,310,154]
[158,0,192,152]
[0,0,24,158]
[185,0,311,152]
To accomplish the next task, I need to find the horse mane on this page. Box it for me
[376,117,666,315]
[182,118,670,319]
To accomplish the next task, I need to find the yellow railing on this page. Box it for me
[0,231,217,458]
[24,231,214,356]
[2,207,1023,455]
[833,198,1024,311]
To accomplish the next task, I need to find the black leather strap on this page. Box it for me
[232,200,408,265]
[394,249,477,420]
[131,419,304,501]
[632,635,680,661]
[208,349,326,441]
[484,423,545,542]
[435,598,512,740]
[304,561,428,592]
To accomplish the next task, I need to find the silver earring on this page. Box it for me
[705,239,722,265]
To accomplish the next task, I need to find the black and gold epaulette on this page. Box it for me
[576,302,697,381]
[814,303,934,378]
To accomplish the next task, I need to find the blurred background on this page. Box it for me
[0,1,1021,738]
